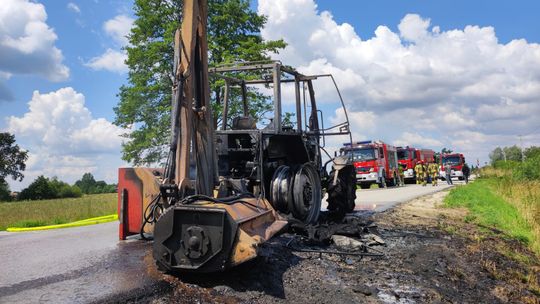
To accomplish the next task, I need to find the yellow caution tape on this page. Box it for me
[6,214,118,232]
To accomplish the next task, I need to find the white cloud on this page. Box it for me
[85,14,133,73]
[104,14,133,46]
[67,2,80,14]
[85,48,128,73]
[394,132,443,148]
[6,87,127,189]
[0,0,69,100]
[258,0,540,164]
[330,107,376,132]
[398,14,430,42]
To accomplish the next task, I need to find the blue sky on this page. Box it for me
[315,0,540,44]
[1,0,539,190]
[0,0,132,121]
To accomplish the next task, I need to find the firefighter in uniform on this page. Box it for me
[414,161,427,186]
[428,162,439,186]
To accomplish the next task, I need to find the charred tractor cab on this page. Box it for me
[211,61,357,222]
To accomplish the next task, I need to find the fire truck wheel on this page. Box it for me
[359,183,370,189]
[327,164,357,218]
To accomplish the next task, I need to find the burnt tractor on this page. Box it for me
[211,61,356,223]
[118,0,356,273]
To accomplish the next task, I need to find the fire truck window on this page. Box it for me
[379,147,384,158]
[397,150,409,160]
[350,148,376,161]
[442,156,461,165]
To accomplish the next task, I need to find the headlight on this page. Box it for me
[369,167,375,172]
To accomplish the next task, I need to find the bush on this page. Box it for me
[513,155,540,181]
[58,184,83,198]
[0,179,11,202]
[74,173,117,194]
[18,176,82,201]
[492,160,520,170]
[18,176,56,200]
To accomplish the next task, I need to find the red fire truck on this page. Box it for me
[397,147,435,183]
[439,153,466,180]
[342,140,399,189]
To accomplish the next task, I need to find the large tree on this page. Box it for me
[489,147,504,164]
[75,172,116,194]
[503,145,523,162]
[0,132,29,201]
[0,132,28,183]
[115,0,285,165]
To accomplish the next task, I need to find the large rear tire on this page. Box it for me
[327,164,357,219]
[270,164,321,224]
[269,165,293,212]
[291,163,321,224]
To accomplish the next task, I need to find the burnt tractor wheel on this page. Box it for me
[270,163,321,224]
[327,164,357,219]
[291,164,321,224]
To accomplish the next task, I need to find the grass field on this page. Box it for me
[445,178,540,256]
[0,193,117,231]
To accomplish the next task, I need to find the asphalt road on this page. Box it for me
[0,180,463,303]
[351,182,456,212]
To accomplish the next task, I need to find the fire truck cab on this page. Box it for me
[342,140,399,189]
[439,153,466,180]
[397,147,435,183]
[397,146,418,182]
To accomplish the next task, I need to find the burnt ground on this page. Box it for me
[118,190,540,304]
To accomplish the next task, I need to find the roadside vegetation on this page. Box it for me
[445,146,540,256]
[1,173,116,202]
[0,193,117,230]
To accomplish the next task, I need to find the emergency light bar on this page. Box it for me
[343,140,382,146]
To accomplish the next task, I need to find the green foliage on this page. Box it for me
[513,154,540,181]
[441,147,453,154]
[0,132,28,182]
[444,179,533,244]
[0,179,11,202]
[489,147,504,164]
[115,0,285,165]
[492,160,520,170]
[19,176,55,200]
[74,173,117,194]
[282,112,296,128]
[18,176,83,201]
[488,145,540,181]
[504,145,523,162]
[490,145,524,164]
[525,146,540,159]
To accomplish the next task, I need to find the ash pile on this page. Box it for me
[285,212,385,259]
